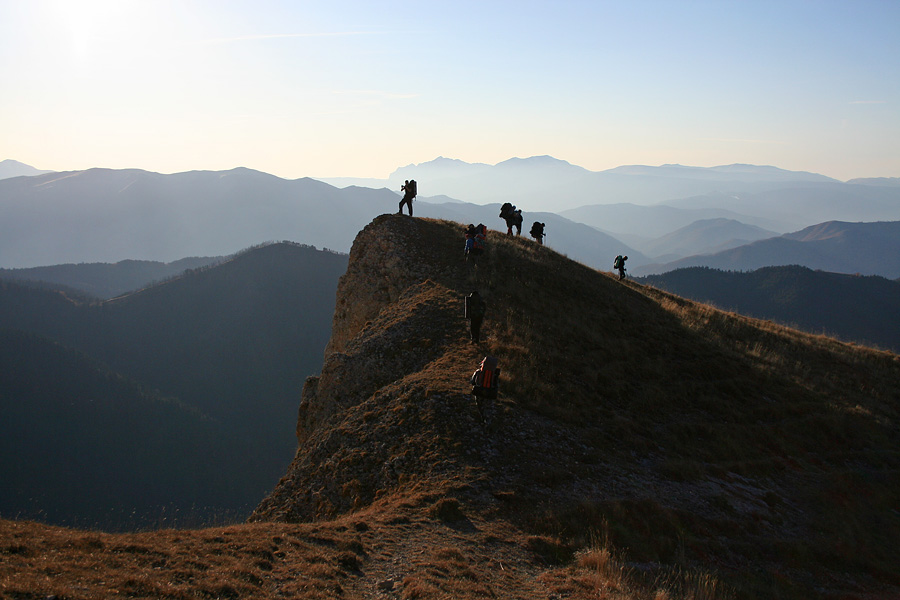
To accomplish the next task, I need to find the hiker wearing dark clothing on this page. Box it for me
[470,355,500,423]
[614,254,628,280]
[465,291,486,343]
[398,179,417,216]
[529,221,545,245]
[464,223,487,260]
[499,202,523,236]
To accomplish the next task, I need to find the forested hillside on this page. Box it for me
[0,243,347,529]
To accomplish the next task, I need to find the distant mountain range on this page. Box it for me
[322,156,856,213]
[2,158,899,277]
[325,157,900,246]
[0,256,224,299]
[559,197,796,240]
[634,220,900,278]
[847,177,900,187]
[0,159,53,180]
[639,218,778,261]
[0,167,397,268]
[0,166,646,271]
[637,265,900,353]
[0,242,346,528]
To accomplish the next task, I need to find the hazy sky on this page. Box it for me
[1,0,898,181]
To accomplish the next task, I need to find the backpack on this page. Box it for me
[614,255,623,269]
[471,356,500,399]
[465,292,486,319]
[530,222,544,237]
[500,203,513,218]
[408,179,417,198]
[465,227,485,256]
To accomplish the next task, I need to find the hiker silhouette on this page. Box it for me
[465,290,486,343]
[464,224,487,261]
[398,179,417,216]
[614,254,628,280]
[529,221,545,245]
[470,356,500,423]
[499,203,523,236]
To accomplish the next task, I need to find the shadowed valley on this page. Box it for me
[0,243,346,529]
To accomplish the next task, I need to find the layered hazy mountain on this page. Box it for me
[0,166,645,271]
[0,256,225,300]
[320,157,900,253]
[635,218,778,261]
[635,220,900,278]
[321,156,853,214]
[847,177,900,187]
[559,196,799,240]
[0,159,54,180]
[2,156,899,276]
[0,167,397,268]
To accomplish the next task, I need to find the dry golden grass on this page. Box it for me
[6,492,698,600]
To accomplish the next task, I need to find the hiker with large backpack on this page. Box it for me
[398,179,417,216]
[529,221,546,245]
[614,254,628,280]
[499,202,523,236]
[464,290,487,343]
[464,223,487,261]
[470,356,500,423]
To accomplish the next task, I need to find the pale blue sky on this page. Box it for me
[1,0,898,180]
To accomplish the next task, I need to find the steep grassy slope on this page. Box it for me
[2,216,898,600]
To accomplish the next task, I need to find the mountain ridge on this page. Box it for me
[4,159,900,271]
[0,167,398,268]
[637,265,900,353]
[635,220,900,278]
[253,215,900,598]
[0,256,225,300]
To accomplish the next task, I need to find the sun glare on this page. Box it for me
[52,0,138,64]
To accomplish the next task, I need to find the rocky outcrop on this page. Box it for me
[254,215,479,521]
[295,279,463,445]
[325,214,463,356]
[294,215,467,446]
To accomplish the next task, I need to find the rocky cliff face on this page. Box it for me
[254,215,482,521]
[294,215,467,445]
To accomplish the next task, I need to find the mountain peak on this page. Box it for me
[0,159,54,180]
